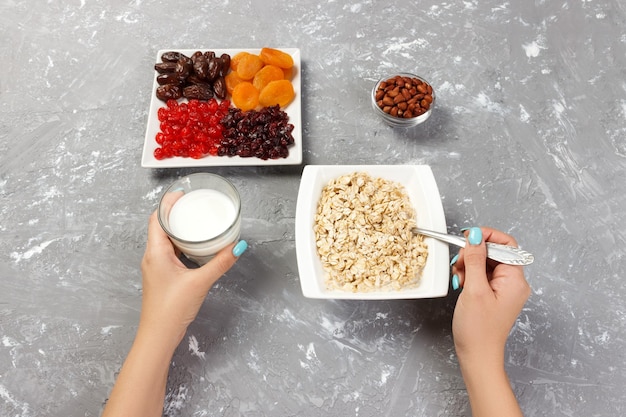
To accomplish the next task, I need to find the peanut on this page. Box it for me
[375,75,434,119]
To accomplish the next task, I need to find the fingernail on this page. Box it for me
[460,227,470,232]
[468,227,482,245]
[451,274,460,291]
[450,254,459,266]
[232,240,248,257]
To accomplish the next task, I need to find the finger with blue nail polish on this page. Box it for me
[451,274,460,291]
[232,240,248,257]
[468,227,483,245]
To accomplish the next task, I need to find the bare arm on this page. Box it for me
[102,212,246,417]
[101,328,177,417]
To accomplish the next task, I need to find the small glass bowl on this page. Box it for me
[371,73,435,128]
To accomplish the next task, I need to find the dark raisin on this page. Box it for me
[218,106,294,159]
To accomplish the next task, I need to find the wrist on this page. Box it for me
[456,342,507,384]
[458,354,506,381]
[136,317,185,357]
[455,336,506,369]
[457,348,505,378]
[458,356,523,417]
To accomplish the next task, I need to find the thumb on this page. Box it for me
[193,240,248,290]
[461,227,490,293]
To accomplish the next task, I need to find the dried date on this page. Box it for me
[161,51,185,62]
[208,57,221,81]
[213,77,226,99]
[220,54,230,75]
[154,61,177,74]
[186,74,205,85]
[156,73,184,86]
[183,84,214,100]
[154,50,232,102]
[156,84,182,101]
[192,57,210,80]
[191,51,203,64]
[175,56,192,78]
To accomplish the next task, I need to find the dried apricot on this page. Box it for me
[259,79,295,108]
[282,66,294,81]
[230,51,250,72]
[221,48,296,108]
[225,71,245,96]
[232,82,259,111]
[259,47,294,69]
[252,65,284,92]
[236,54,264,80]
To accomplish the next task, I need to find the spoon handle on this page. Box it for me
[412,228,534,266]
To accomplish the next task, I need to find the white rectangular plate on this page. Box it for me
[141,48,302,168]
[295,165,449,300]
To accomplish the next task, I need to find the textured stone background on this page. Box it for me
[1,1,625,416]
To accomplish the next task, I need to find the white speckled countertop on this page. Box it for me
[1,1,625,416]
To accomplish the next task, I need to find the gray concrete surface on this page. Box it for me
[1,1,625,416]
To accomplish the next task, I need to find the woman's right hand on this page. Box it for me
[451,226,530,363]
[450,226,530,417]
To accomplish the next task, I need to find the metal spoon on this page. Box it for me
[412,227,534,266]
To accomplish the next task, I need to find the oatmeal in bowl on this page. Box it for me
[295,165,449,300]
[314,172,428,292]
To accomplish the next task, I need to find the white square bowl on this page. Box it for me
[295,165,449,300]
